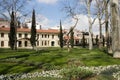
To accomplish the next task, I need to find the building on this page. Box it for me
[0,27,60,48]
[0,18,97,48]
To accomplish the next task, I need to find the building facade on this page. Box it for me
[0,27,60,48]
[0,18,97,48]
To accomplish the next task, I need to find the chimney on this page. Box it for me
[40,25,42,29]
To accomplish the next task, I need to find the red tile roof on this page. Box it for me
[0,18,4,21]
[0,27,59,33]
[64,36,79,40]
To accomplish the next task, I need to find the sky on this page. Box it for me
[26,0,65,29]
[26,0,102,35]
[0,0,103,35]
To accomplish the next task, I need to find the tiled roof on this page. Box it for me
[0,27,59,33]
[0,18,4,21]
[64,36,79,40]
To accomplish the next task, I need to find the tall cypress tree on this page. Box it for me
[59,20,63,48]
[9,11,16,50]
[82,32,86,48]
[70,28,74,48]
[30,9,36,49]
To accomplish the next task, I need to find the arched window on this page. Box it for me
[1,41,4,47]
[1,33,4,37]
[45,41,47,46]
[18,41,22,47]
[37,41,39,46]
[51,41,55,46]
[25,41,27,47]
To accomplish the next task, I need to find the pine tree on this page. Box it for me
[82,32,86,48]
[9,11,16,50]
[70,28,74,48]
[30,9,36,49]
[59,20,63,48]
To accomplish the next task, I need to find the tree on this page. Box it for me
[30,9,37,50]
[82,32,86,48]
[0,0,30,20]
[111,0,120,58]
[0,0,31,50]
[104,0,111,52]
[95,35,99,46]
[59,20,64,48]
[62,0,79,51]
[94,0,105,49]
[85,0,96,50]
[62,0,96,50]
[9,11,16,50]
[70,27,74,48]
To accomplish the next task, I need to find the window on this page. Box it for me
[1,33,4,37]
[45,41,47,46]
[37,41,39,46]
[45,34,47,38]
[52,35,54,39]
[25,34,28,38]
[1,41,4,47]
[19,33,22,37]
[25,41,27,47]
[18,41,22,47]
[51,41,55,46]
[42,34,44,38]
[48,35,49,38]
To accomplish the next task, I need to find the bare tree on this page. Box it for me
[62,0,96,50]
[0,0,32,50]
[84,0,96,50]
[104,0,111,52]
[62,0,79,52]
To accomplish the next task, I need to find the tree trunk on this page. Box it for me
[111,0,120,58]
[104,0,111,53]
[89,25,93,50]
[67,34,70,52]
[87,1,93,50]
[99,18,103,49]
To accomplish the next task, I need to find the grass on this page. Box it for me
[19,77,63,80]
[0,47,120,75]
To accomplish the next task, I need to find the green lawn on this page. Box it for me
[0,47,120,75]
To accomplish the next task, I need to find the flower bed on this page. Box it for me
[0,65,120,80]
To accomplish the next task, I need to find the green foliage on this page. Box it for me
[95,35,99,46]
[0,48,120,75]
[81,33,86,48]
[59,20,63,48]
[9,11,16,50]
[30,9,36,49]
[70,28,74,48]
[19,77,63,80]
[60,66,94,80]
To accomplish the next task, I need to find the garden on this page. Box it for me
[0,47,120,80]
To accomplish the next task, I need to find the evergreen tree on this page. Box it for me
[82,32,86,48]
[70,28,74,48]
[95,35,99,46]
[59,20,63,48]
[30,9,36,49]
[9,11,16,50]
